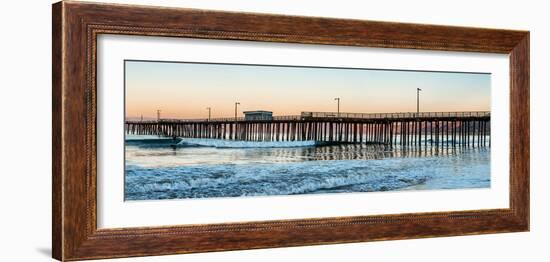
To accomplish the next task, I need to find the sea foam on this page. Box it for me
[177,138,318,148]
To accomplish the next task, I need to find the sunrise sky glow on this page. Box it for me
[125,60,491,120]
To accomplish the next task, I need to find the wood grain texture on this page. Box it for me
[509,35,530,226]
[52,2,63,260]
[52,1,530,261]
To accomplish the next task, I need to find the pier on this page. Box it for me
[125,111,491,148]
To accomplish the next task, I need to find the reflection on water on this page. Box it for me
[124,136,490,200]
[241,143,486,161]
[125,138,487,166]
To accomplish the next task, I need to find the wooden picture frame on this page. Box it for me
[52,1,529,261]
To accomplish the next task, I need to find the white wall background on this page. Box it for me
[0,0,546,261]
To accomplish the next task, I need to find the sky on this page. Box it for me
[125,60,491,120]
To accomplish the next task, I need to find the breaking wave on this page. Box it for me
[125,159,431,200]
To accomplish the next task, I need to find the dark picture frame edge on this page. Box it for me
[52,1,529,261]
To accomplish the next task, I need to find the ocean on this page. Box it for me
[124,135,490,200]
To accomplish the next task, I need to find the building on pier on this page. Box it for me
[243,110,273,121]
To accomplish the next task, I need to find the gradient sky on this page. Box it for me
[125,60,490,120]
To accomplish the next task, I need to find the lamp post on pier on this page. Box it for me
[206,107,211,121]
[416,88,422,115]
[156,109,161,138]
[334,97,340,118]
[234,102,240,122]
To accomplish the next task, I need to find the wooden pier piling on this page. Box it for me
[125,111,490,148]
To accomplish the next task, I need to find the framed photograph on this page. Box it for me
[52,1,529,261]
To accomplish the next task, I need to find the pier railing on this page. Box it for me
[127,111,490,124]
[151,115,303,123]
[301,111,490,119]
